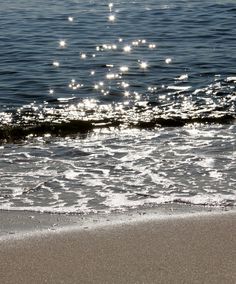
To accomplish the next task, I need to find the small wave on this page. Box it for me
[0,77,235,143]
[0,105,235,144]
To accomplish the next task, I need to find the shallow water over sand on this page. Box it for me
[0,125,235,213]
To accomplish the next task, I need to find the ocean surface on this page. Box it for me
[0,0,235,214]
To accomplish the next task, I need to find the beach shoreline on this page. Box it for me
[0,204,233,240]
[0,206,235,283]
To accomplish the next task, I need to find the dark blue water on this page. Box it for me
[0,0,235,213]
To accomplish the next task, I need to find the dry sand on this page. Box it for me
[0,209,235,284]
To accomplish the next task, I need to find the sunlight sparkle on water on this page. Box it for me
[106,73,119,79]
[68,16,74,22]
[139,61,148,69]
[59,40,66,48]
[148,86,157,92]
[101,44,117,50]
[80,53,87,59]
[176,74,188,80]
[134,92,141,100]
[121,82,129,88]
[148,44,156,49]
[94,81,104,89]
[226,77,236,82]
[132,41,139,46]
[52,61,60,67]
[165,58,172,64]
[69,79,83,90]
[123,45,131,53]
[106,64,114,68]
[108,3,113,12]
[120,66,129,72]
[108,14,116,22]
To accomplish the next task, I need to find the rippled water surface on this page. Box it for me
[0,0,235,213]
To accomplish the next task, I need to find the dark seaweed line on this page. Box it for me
[0,114,235,144]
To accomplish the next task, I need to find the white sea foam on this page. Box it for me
[0,126,235,214]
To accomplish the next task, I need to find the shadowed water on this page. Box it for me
[0,0,235,213]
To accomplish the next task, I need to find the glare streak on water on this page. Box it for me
[0,0,236,213]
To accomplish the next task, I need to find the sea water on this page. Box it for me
[0,0,235,213]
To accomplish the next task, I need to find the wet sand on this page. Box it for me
[0,209,236,284]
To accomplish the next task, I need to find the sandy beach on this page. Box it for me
[0,208,235,284]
